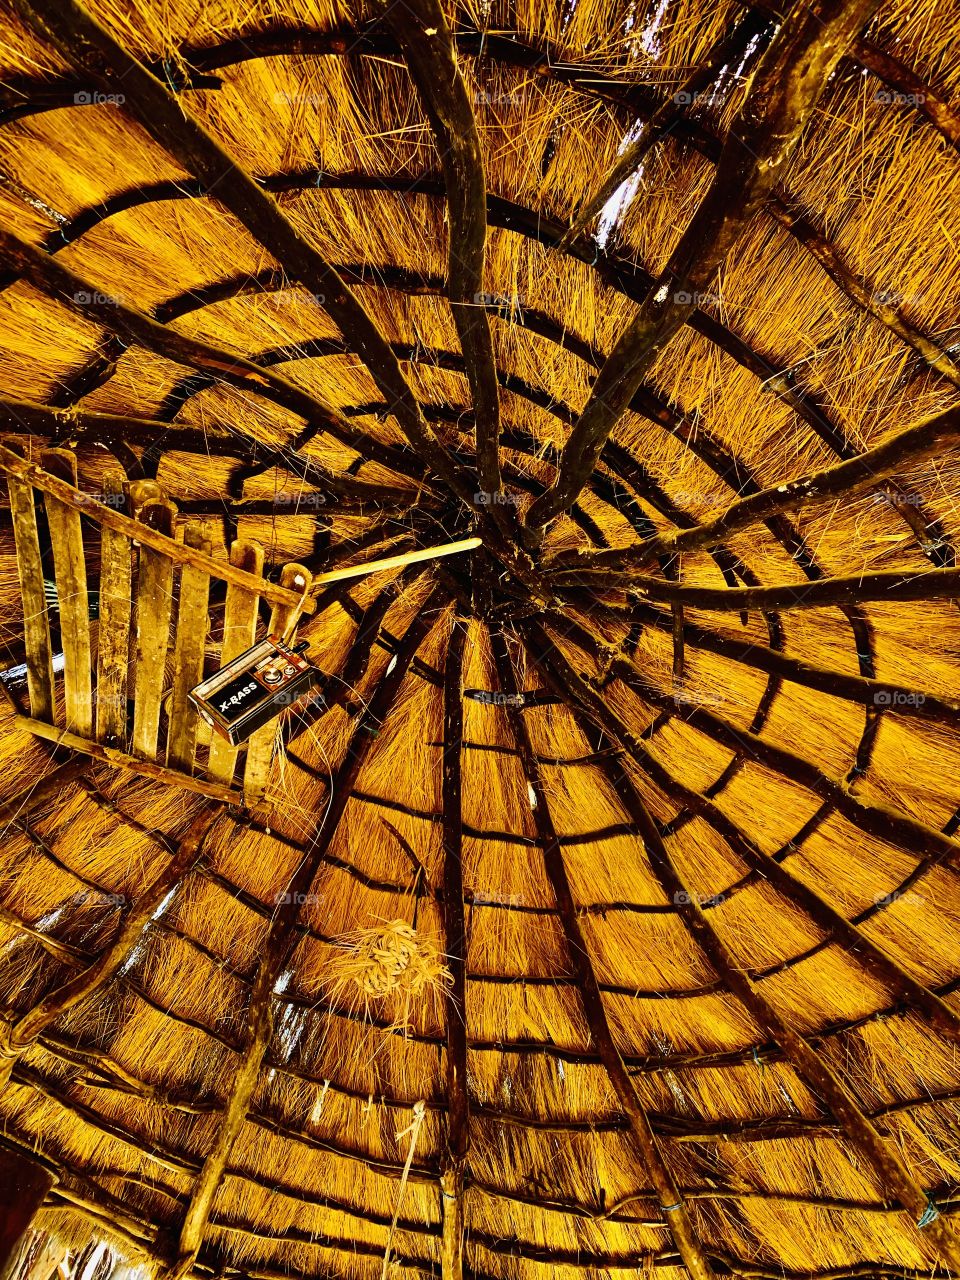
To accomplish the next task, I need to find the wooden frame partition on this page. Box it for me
[1,443,315,808]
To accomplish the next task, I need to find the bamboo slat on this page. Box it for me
[96,480,132,745]
[16,717,244,805]
[132,499,177,762]
[167,523,212,773]
[41,449,92,737]
[243,562,311,806]
[208,540,265,787]
[5,442,54,722]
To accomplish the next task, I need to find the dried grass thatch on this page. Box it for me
[0,0,959,1278]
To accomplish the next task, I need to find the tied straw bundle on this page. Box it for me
[323,919,453,1032]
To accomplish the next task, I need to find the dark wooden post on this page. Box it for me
[0,1145,54,1280]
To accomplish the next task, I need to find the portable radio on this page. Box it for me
[188,635,323,746]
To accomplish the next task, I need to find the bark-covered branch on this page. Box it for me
[547,401,960,577]
[374,0,502,498]
[523,0,882,540]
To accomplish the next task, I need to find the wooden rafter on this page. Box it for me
[490,628,718,1280]
[738,0,960,154]
[522,0,883,540]
[546,401,960,578]
[375,0,502,500]
[165,585,449,1276]
[519,624,960,1271]
[563,564,960,610]
[440,614,469,1280]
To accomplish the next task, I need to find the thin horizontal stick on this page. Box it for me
[311,538,482,589]
[0,444,315,614]
[16,718,245,806]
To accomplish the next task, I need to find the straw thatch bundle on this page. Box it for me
[0,0,959,1278]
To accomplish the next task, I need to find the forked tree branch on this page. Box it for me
[546,400,960,578]
[559,564,960,609]
[522,0,882,541]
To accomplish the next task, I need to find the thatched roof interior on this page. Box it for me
[0,0,959,1278]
